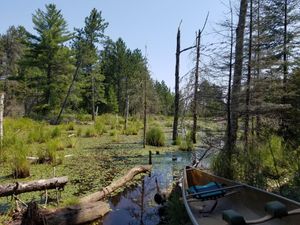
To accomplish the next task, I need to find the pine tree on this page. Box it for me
[80,8,108,120]
[26,4,73,114]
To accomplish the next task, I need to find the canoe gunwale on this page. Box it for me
[182,167,200,225]
[182,166,300,225]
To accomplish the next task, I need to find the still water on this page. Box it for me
[102,149,210,225]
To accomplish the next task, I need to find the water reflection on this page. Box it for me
[102,150,208,225]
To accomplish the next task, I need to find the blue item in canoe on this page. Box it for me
[187,182,226,200]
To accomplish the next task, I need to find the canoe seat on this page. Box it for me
[187,182,226,200]
[264,201,288,218]
[223,209,246,225]
[223,201,300,225]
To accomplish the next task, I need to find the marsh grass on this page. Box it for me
[51,127,62,138]
[66,137,77,148]
[66,122,75,131]
[85,127,97,137]
[146,127,165,146]
[11,141,30,178]
[178,132,194,151]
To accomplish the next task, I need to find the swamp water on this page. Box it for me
[101,149,210,225]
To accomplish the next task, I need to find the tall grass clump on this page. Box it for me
[39,139,64,164]
[51,126,62,138]
[27,126,50,143]
[85,127,97,137]
[178,132,194,151]
[123,121,140,135]
[11,141,30,178]
[95,119,106,135]
[146,127,165,146]
[65,122,75,131]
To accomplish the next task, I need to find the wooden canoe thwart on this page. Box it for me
[0,177,68,197]
[182,166,300,225]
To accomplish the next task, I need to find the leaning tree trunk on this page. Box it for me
[224,0,248,179]
[55,61,81,125]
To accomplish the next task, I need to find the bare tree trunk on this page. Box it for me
[280,0,288,137]
[143,78,147,148]
[226,0,234,159]
[192,30,201,144]
[55,62,81,125]
[283,0,288,86]
[0,93,4,149]
[256,0,261,138]
[172,25,181,141]
[244,0,253,152]
[91,74,96,122]
[124,77,129,130]
[225,0,248,179]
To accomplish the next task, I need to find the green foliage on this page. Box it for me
[66,122,75,131]
[76,127,82,137]
[66,137,77,148]
[51,127,62,138]
[94,119,106,135]
[27,126,51,144]
[165,190,189,225]
[44,139,64,164]
[25,3,73,115]
[85,127,97,137]
[178,132,194,151]
[11,141,30,178]
[154,80,174,115]
[146,127,165,147]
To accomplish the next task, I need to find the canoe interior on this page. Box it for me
[183,167,300,225]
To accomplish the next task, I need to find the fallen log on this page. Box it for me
[80,165,152,203]
[44,201,110,225]
[15,165,151,225]
[0,177,68,197]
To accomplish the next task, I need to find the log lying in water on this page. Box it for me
[19,165,152,225]
[44,201,110,225]
[80,165,152,204]
[0,176,68,197]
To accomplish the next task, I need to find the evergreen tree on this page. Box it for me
[26,4,73,114]
[79,8,108,120]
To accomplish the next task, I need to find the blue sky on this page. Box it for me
[0,0,227,90]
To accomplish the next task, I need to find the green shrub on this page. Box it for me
[44,139,64,164]
[11,142,30,178]
[179,132,194,151]
[66,138,77,148]
[27,126,50,143]
[110,129,118,136]
[173,136,182,146]
[76,114,91,122]
[76,128,82,137]
[66,122,75,131]
[94,120,106,135]
[85,127,97,137]
[51,127,62,138]
[146,127,165,146]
